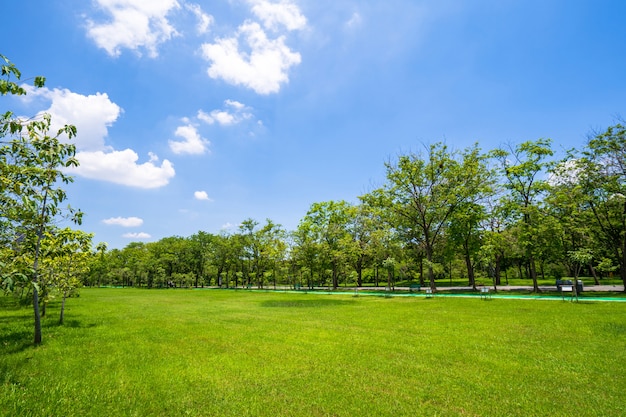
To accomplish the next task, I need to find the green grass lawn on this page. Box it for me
[1,288,625,416]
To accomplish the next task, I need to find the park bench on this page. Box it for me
[425,288,434,298]
[559,285,579,302]
[480,287,491,300]
[409,284,421,293]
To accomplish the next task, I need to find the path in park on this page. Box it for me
[394,284,625,292]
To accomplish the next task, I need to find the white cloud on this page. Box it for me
[225,99,245,110]
[73,149,175,188]
[194,191,213,201]
[102,216,144,227]
[197,100,253,126]
[221,222,235,230]
[24,86,121,152]
[248,0,307,31]
[200,21,302,94]
[122,232,152,239]
[87,0,181,57]
[23,85,176,188]
[169,124,210,155]
[345,12,363,30]
[185,3,213,34]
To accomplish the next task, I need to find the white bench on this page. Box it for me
[425,288,434,298]
[480,287,491,300]
[560,285,574,301]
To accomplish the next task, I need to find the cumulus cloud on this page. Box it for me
[200,20,302,94]
[248,0,307,31]
[197,99,253,126]
[194,191,213,201]
[23,86,176,188]
[87,0,181,57]
[102,216,144,227]
[74,150,175,188]
[24,86,121,152]
[122,232,152,239]
[169,124,210,155]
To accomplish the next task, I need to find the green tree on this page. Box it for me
[577,123,626,290]
[1,55,81,344]
[298,201,353,289]
[491,139,553,292]
[42,228,93,324]
[380,143,488,290]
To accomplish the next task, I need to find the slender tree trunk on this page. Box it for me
[425,244,436,291]
[495,253,502,286]
[529,258,539,292]
[589,262,600,285]
[464,250,475,289]
[32,287,42,345]
[375,266,379,287]
[59,292,67,325]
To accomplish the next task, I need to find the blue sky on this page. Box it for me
[2,0,625,248]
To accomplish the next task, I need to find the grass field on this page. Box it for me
[1,288,625,416]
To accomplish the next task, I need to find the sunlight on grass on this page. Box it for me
[1,289,625,416]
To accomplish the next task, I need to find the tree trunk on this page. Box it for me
[589,262,600,285]
[33,287,42,345]
[529,258,539,292]
[494,253,502,286]
[464,251,475,289]
[59,292,67,325]
[621,240,626,292]
[425,244,436,291]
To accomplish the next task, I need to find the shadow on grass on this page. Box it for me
[0,327,33,355]
[261,299,357,308]
[47,319,97,329]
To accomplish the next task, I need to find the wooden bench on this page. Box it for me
[480,287,491,300]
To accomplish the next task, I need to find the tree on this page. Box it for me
[298,201,353,289]
[380,143,489,290]
[1,55,81,344]
[41,228,93,324]
[491,139,553,292]
[577,123,626,290]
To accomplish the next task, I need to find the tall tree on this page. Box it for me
[491,139,553,292]
[380,143,488,290]
[577,123,626,290]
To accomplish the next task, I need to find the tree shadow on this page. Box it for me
[0,328,34,355]
[261,299,357,308]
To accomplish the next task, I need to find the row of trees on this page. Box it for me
[83,129,626,293]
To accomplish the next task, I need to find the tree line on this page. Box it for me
[2,54,626,345]
[84,131,626,294]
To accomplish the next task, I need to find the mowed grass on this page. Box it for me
[1,289,625,416]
